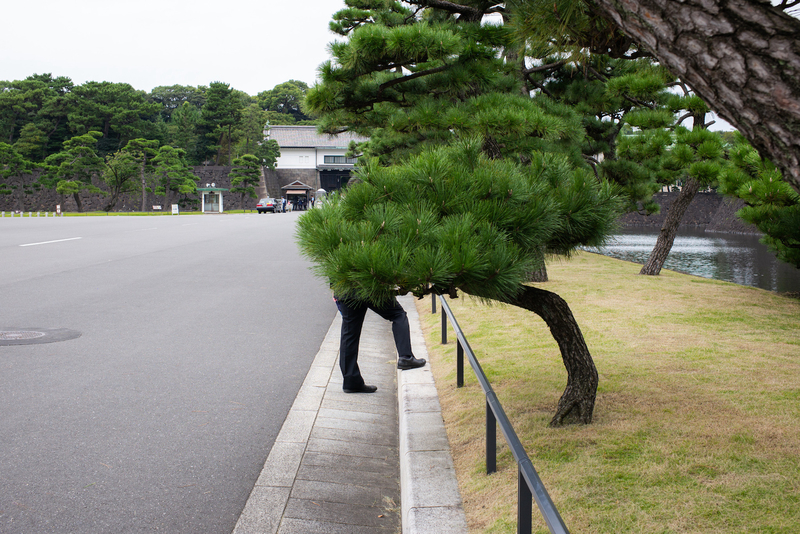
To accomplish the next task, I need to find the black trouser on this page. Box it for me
[335,296,414,389]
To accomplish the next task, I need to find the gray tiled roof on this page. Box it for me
[267,125,368,148]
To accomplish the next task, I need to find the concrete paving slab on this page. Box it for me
[311,426,398,448]
[278,517,395,534]
[317,407,389,424]
[295,463,398,490]
[302,451,396,474]
[283,498,398,529]
[290,479,388,506]
[306,437,397,461]
[235,295,465,534]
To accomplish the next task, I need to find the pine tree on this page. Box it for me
[197,82,242,165]
[101,150,140,212]
[299,140,622,425]
[41,132,105,213]
[229,154,262,210]
[0,142,34,211]
[718,135,800,269]
[124,138,160,212]
[301,0,631,425]
[151,146,198,209]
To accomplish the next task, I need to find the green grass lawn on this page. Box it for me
[414,252,800,534]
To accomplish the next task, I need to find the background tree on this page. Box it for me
[229,154,262,210]
[0,74,74,160]
[41,131,105,212]
[68,82,159,154]
[148,84,206,121]
[577,0,800,194]
[123,138,160,211]
[638,126,726,275]
[0,142,34,211]
[151,145,197,209]
[66,81,160,156]
[718,134,800,269]
[14,123,50,161]
[253,138,281,171]
[257,80,315,124]
[101,149,140,212]
[168,102,201,164]
[197,82,242,165]
[237,104,268,157]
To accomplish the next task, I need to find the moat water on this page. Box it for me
[588,228,800,294]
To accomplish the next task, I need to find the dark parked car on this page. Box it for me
[256,198,277,213]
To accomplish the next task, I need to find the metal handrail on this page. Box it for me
[434,294,570,534]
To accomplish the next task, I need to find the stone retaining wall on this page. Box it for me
[0,167,255,213]
[619,191,758,234]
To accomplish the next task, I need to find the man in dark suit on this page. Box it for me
[334,294,426,393]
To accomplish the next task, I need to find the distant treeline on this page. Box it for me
[0,75,314,165]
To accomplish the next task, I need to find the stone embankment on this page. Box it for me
[618,191,758,234]
[0,166,267,213]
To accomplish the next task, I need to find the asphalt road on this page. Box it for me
[0,212,337,533]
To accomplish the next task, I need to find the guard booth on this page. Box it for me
[197,185,228,213]
[281,180,314,211]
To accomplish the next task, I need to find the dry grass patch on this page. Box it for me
[415,252,800,534]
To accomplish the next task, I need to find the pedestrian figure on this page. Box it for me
[334,294,426,393]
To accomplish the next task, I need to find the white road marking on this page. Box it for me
[20,237,83,247]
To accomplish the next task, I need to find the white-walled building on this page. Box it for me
[265,125,368,196]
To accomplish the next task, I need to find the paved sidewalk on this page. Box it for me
[232,295,466,534]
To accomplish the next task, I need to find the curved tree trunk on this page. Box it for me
[639,176,700,275]
[140,162,147,212]
[588,0,800,194]
[104,191,119,212]
[73,191,83,213]
[477,284,598,426]
[526,247,548,282]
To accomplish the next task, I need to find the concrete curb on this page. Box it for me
[397,295,468,534]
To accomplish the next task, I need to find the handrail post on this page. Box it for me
[457,340,464,388]
[518,469,533,534]
[432,293,437,314]
[486,400,496,474]
[441,300,447,345]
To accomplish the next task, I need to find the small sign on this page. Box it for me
[153,205,162,210]
[56,204,61,215]
[172,204,179,215]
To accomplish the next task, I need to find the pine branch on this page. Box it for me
[378,64,452,93]
[523,59,569,75]
[405,0,500,21]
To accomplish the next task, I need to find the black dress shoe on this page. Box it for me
[397,356,426,370]
[343,384,378,394]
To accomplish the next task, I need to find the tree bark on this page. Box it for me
[474,284,598,426]
[639,176,701,275]
[526,247,549,282]
[140,156,148,212]
[73,191,83,213]
[588,0,800,194]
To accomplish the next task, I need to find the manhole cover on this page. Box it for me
[0,327,81,346]
[0,330,46,341]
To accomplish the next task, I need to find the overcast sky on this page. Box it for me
[1,0,346,95]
